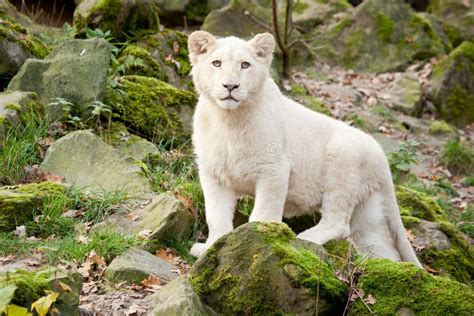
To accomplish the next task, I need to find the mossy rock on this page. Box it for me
[104,75,197,147]
[0,182,65,232]
[116,44,167,80]
[396,186,446,221]
[293,0,351,30]
[157,0,212,25]
[137,29,193,90]
[7,38,111,121]
[0,10,49,87]
[190,222,347,315]
[428,0,474,46]
[430,41,474,127]
[397,186,474,284]
[429,120,455,135]
[73,0,160,40]
[349,258,474,315]
[310,0,447,72]
[389,73,422,116]
[0,91,44,146]
[0,266,82,314]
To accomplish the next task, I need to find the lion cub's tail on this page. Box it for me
[383,189,423,268]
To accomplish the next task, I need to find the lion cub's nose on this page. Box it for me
[223,83,240,92]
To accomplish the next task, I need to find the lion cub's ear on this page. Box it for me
[188,31,217,65]
[248,33,275,65]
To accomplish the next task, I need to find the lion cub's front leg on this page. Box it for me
[190,173,237,257]
[249,174,289,223]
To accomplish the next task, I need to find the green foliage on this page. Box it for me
[0,229,142,264]
[440,138,474,175]
[0,110,50,185]
[389,141,418,183]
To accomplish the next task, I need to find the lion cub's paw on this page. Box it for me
[190,242,210,257]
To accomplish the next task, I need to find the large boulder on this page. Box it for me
[152,277,215,316]
[39,130,151,195]
[73,0,160,40]
[310,0,447,72]
[397,186,474,284]
[104,75,197,147]
[0,9,49,88]
[105,248,178,284]
[0,266,82,315]
[8,39,111,121]
[349,258,474,315]
[0,91,44,146]
[0,182,65,232]
[428,0,474,46]
[430,41,474,127]
[190,222,347,315]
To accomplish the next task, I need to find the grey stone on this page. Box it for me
[39,130,151,195]
[8,39,110,120]
[152,277,215,316]
[106,248,177,284]
[411,219,451,250]
[94,193,193,242]
[390,74,422,116]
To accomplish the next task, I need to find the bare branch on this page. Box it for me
[243,10,273,32]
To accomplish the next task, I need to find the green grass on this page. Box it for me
[441,139,474,175]
[0,110,50,185]
[0,229,143,264]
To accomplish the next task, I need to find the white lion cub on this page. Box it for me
[187,30,422,268]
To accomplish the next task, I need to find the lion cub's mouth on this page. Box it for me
[221,95,238,102]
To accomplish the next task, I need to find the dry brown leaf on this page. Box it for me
[125,213,139,221]
[141,276,162,287]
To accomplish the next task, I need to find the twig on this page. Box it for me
[243,11,273,32]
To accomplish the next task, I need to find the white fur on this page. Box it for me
[187,31,422,268]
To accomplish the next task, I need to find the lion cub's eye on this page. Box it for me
[241,62,251,69]
[212,60,221,67]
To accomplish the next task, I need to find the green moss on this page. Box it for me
[0,268,51,308]
[429,120,455,134]
[349,259,474,315]
[396,186,446,221]
[117,45,166,80]
[375,13,394,42]
[401,215,422,228]
[0,182,65,232]
[0,12,49,58]
[105,75,196,147]
[273,242,346,300]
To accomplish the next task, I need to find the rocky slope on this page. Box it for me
[0,0,473,314]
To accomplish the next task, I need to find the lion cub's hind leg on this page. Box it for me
[296,190,354,245]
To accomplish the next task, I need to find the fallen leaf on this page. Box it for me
[141,276,162,287]
[138,229,152,238]
[31,291,59,316]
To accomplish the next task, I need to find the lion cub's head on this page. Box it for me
[188,31,275,110]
